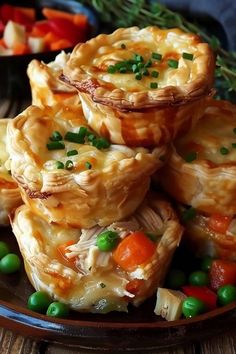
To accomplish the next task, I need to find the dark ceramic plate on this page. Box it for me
[1,227,236,351]
[0,0,98,99]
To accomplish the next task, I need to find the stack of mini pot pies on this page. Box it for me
[5,26,217,313]
[159,99,236,261]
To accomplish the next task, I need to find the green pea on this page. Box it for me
[166,269,186,289]
[27,291,52,314]
[189,271,209,286]
[96,231,120,252]
[200,256,214,272]
[0,253,21,274]
[182,296,206,318]
[0,241,10,259]
[217,285,236,306]
[46,302,69,318]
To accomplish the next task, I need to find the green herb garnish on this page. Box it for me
[182,52,194,60]
[168,59,179,68]
[85,161,92,169]
[55,161,64,169]
[50,131,63,142]
[220,147,229,155]
[152,52,162,60]
[47,141,65,150]
[184,151,197,162]
[151,70,159,78]
[65,160,74,170]
[67,149,78,157]
[150,82,158,89]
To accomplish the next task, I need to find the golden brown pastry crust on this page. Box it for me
[7,105,167,228]
[27,51,81,108]
[158,100,236,215]
[79,92,206,146]
[0,119,22,225]
[11,193,183,312]
[61,26,215,110]
[182,207,236,261]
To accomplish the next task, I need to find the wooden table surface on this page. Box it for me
[1,98,236,354]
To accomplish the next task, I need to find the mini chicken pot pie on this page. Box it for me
[180,205,236,261]
[158,99,236,215]
[7,105,166,228]
[27,51,81,108]
[12,193,183,312]
[0,119,22,225]
[61,26,214,146]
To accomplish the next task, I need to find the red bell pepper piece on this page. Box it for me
[0,20,4,35]
[207,214,232,234]
[210,259,236,291]
[182,285,217,310]
[0,4,15,24]
[48,18,85,44]
[33,20,53,36]
[13,9,34,31]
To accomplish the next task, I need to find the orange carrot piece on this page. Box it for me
[0,38,6,48]
[73,14,88,28]
[113,231,156,271]
[57,240,76,261]
[42,8,88,28]
[44,31,60,46]
[13,43,30,55]
[50,38,73,51]
[126,279,144,294]
[42,7,74,21]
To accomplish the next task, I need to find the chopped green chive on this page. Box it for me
[132,63,139,73]
[92,137,110,149]
[135,72,142,80]
[87,133,96,142]
[85,161,92,169]
[100,283,106,288]
[182,52,194,60]
[65,160,73,170]
[232,143,236,148]
[182,207,196,223]
[50,131,63,141]
[142,68,149,76]
[67,149,78,157]
[233,128,236,134]
[121,43,126,49]
[64,131,84,144]
[134,54,143,62]
[47,141,65,150]
[107,65,116,74]
[78,127,87,142]
[145,59,152,67]
[55,161,64,169]
[152,52,162,60]
[168,59,179,68]
[119,67,127,73]
[151,70,159,78]
[220,147,229,155]
[150,82,158,89]
[184,151,197,162]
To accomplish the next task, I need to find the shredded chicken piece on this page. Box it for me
[136,205,164,234]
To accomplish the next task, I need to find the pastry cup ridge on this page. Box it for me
[7,105,167,228]
[11,193,183,312]
[61,26,215,110]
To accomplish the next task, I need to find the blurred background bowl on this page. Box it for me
[0,0,98,99]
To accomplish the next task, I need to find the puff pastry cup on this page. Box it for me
[0,119,22,225]
[61,26,214,146]
[27,51,81,108]
[7,105,167,228]
[158,99,236,215]
[180,206,236,261]
[12,193,183,312]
